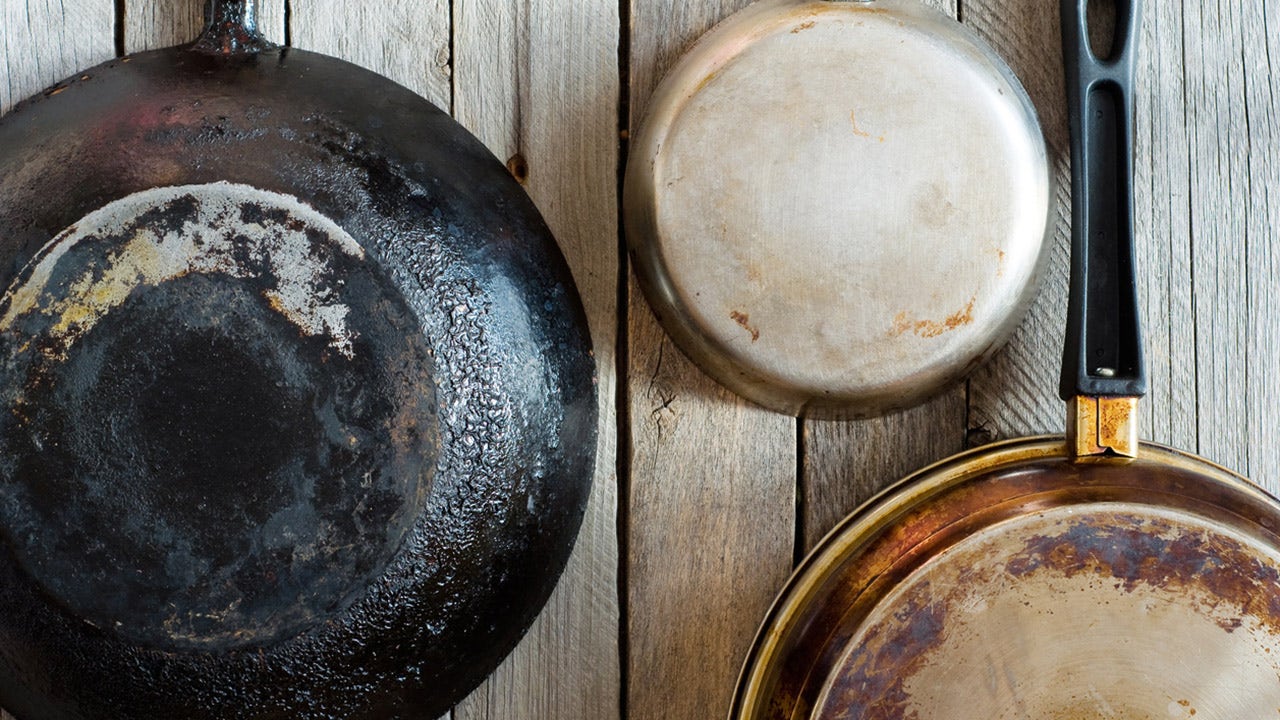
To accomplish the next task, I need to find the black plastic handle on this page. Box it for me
[192,0,274,55]
[1059,0,1146,400]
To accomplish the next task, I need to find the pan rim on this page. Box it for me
[729,436,1276,719]
[624,0,1054,418]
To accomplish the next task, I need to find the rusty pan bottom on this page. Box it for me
[733,438,1280,719]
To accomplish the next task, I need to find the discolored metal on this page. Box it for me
[0,183,439,651]
[0,12,596,720]
[732,439,1280,719]
[1067,394,1140,459]
[624,0,1051,418]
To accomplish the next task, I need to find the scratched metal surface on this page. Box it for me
[2,1,1278,719]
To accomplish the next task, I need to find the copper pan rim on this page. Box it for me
[731,438,1280,720]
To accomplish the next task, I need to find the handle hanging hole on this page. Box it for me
[1086,0,1119,60]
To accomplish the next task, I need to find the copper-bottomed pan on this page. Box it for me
[731,1,1280,717]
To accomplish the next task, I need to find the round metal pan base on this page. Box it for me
[733,439,1280,719]
[0,41,597,720]
[625,0,1052,417]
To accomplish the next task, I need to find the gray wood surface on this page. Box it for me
[450,1,621,719]
[1,1,1278,719]
[625,2,796,720]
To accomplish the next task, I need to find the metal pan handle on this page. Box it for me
[192,0,274,55]
[1058,0,1146,401]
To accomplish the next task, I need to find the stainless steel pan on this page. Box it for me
[625,0,1052,417]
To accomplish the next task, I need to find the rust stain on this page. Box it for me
[849,110,872,138]
[821,582,947,719]
[1094,397,1138,456]
[791,20,816,33]
[756,459,1280,719]
[693,67,723,95]
[1005,514,1280,635]
[890,296,976,339]
[505,153,529,184]
[730,310,759,342]
[817,510,1280,719]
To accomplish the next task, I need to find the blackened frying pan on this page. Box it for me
[0,2,596,718]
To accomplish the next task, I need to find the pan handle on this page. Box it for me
[192,0,275,55]
[1058,0,1146,401]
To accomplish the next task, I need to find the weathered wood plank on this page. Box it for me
[289,0,450,111]
[800,0,963,553]
[1240,0,1280,494]
[803,393,965,551]
[626,2,796,720]
[963,0,1073,441]
[626,332,795,720]
[1133,0,1196,452]
[1181,0,1251,476]
[1,0,114,115]
[451,0,621,718]
[124,0,285,51]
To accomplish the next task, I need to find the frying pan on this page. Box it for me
[624,0,1052,418]
[731,1,1280,717]
[0,2,596,718]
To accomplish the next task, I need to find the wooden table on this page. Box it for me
[2,1,1277,718]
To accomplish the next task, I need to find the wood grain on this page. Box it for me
[803,393,965,551]
[1239,1,1280,494]
[964,0,1073,441]
[1,0,114,115]
[1182,0,1251,477]
[289,0,450,110]
[1133,0,1196,452]
[626,3,796,720]
[800,0,963,553]
[451,1,621,719]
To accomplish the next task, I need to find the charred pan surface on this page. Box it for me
[0,43,595,720]
[0,183,435,651]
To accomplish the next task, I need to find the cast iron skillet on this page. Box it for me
[731,1,1280,717]
[0,2,596,718]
